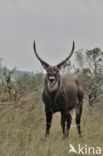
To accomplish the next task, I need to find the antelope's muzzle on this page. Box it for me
[48,76,56,83]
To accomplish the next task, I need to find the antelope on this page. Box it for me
[33,41,84,138]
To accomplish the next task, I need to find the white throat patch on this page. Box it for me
[47,81,58,92]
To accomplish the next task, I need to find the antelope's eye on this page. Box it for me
[56,69,59,73]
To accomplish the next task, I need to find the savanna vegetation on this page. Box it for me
[0,47,103,156]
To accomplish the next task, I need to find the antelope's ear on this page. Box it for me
[56,62,70,70]
[41,62,49,70]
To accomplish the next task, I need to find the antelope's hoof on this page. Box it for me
[44,133,50,140]
[79,133,83,139]
[63,133,69,139]
[40,133,49,141]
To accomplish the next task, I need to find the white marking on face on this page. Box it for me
[47,80,58,92]
[48,76,56,83]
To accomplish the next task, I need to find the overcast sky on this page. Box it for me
[0,0,103,71]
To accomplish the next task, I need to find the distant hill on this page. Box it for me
[0,67,34,80]
[12,70,34,80]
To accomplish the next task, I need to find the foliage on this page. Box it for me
[0,67,18,101]
[0,67,44,102]
[16,72,43,93]
[75,48,103,105]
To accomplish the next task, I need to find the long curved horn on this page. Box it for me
[33,40,50,69]
[56,41,75,68]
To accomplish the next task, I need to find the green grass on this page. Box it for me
[0,92,103,156]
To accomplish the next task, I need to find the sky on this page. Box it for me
[0,0,103,72]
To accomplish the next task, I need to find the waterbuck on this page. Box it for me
[33,41,84,138]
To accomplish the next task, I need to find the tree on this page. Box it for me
[2,67,17,97]
[75,48,103,105]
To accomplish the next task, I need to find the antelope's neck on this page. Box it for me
[49,77,62,93]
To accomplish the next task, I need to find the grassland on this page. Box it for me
[0,90,103,156]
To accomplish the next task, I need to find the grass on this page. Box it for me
[0,91,103,156]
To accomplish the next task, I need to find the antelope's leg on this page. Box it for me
[45,111,52,137]
[66,112,72,137]
[61,112,67,138]
[76,104,82,137]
